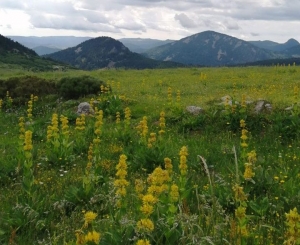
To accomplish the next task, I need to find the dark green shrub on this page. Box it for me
[57,75,106,100]
[0,75,57,104]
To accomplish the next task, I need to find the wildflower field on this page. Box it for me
[1,65,300,244]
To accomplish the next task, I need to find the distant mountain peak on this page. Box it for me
[285,38,299,46]
[143,30,284,66]
[46,36,184,70]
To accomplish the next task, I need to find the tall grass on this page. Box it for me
[0,65,300,244]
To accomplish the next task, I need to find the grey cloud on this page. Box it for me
[228,0,300,21]
[175,13,197,28]
[114,21,146,32]
[223,20,240,30]
[29,14,120,33]
[26,1,78,16]
[76,0,123,11]
[81,10,109,24]
[0,0,25,9]
[251,32,260,36]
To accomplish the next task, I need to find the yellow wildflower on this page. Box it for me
[244,163,255,180]
[136,218,154,232]
[235,206,246,219]
[233,184,247,202]
[84,211,97,226]
[24,130,33,151]
[85,231,101,244]
[140,204,154,216]
[164,157,173,176]
[170,184,179,202]
[136,239,151,245]
[142,194,157,205]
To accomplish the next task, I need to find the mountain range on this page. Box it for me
[3,31,300,69]
[143,31,300,66]
[248,38,299,52]
[44,37,184,70]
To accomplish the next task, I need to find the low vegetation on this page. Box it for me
[1,65,300,245]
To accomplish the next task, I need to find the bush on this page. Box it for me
[57,75,106,100]
[0,75,57,104]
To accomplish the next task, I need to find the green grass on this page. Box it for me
[1,65,300,244]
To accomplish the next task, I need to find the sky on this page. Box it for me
[0,0,300,43]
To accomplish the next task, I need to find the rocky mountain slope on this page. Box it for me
[143,31,285,66]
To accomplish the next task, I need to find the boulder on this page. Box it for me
[186,106,203,115]
[77,102,94,115]
[254,100,272,114]
[220,95,232,106]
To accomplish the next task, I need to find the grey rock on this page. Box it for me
[186,106,203,115]
[254,100,272,114]
[77,102,94,115]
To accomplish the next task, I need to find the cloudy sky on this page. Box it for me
[0,0,300,43]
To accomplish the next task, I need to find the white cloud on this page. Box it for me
[175,13,197,28]
[0,0,299,43]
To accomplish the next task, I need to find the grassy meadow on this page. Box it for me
[1,65,300,245]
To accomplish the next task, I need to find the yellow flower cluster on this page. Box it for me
[60,115,69,136]
[140,194,157,216]
[176,90,181,102]
[100,85,110,94]
[243,163,255,180]
[99,159,113,172]
[136,239,151,245]
[87,143,93,170]
[124,107,131,126]
[84,211,97,227]
[114,154,129,197]
[100,85,105,94]
[75,211,100,245]
[159,111,166,135]
[27,99,33,120]
[24,130,33,151]
[136,116,148,139]
[136,218,154,233]
[18,117,25,139]
[170,184,179,202]
[89,98,95,111]
[285,208,300,245]
[75,114,86,131]
[116,111,121,124]
[85,231,100,244]
[164,157,173,176]
[93,110,103,144]
[240,119,248,148]
[147,133,156,148]
[147,166,170,197]
[109,144,123,154]
[235,206,246,220]
[247,150,257,164]
[232,184,247,203]
[26,94,38,120]
[244,150,257,180]
[47,113,59,142]
[224,95,230,110]
[179,146,188,176]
